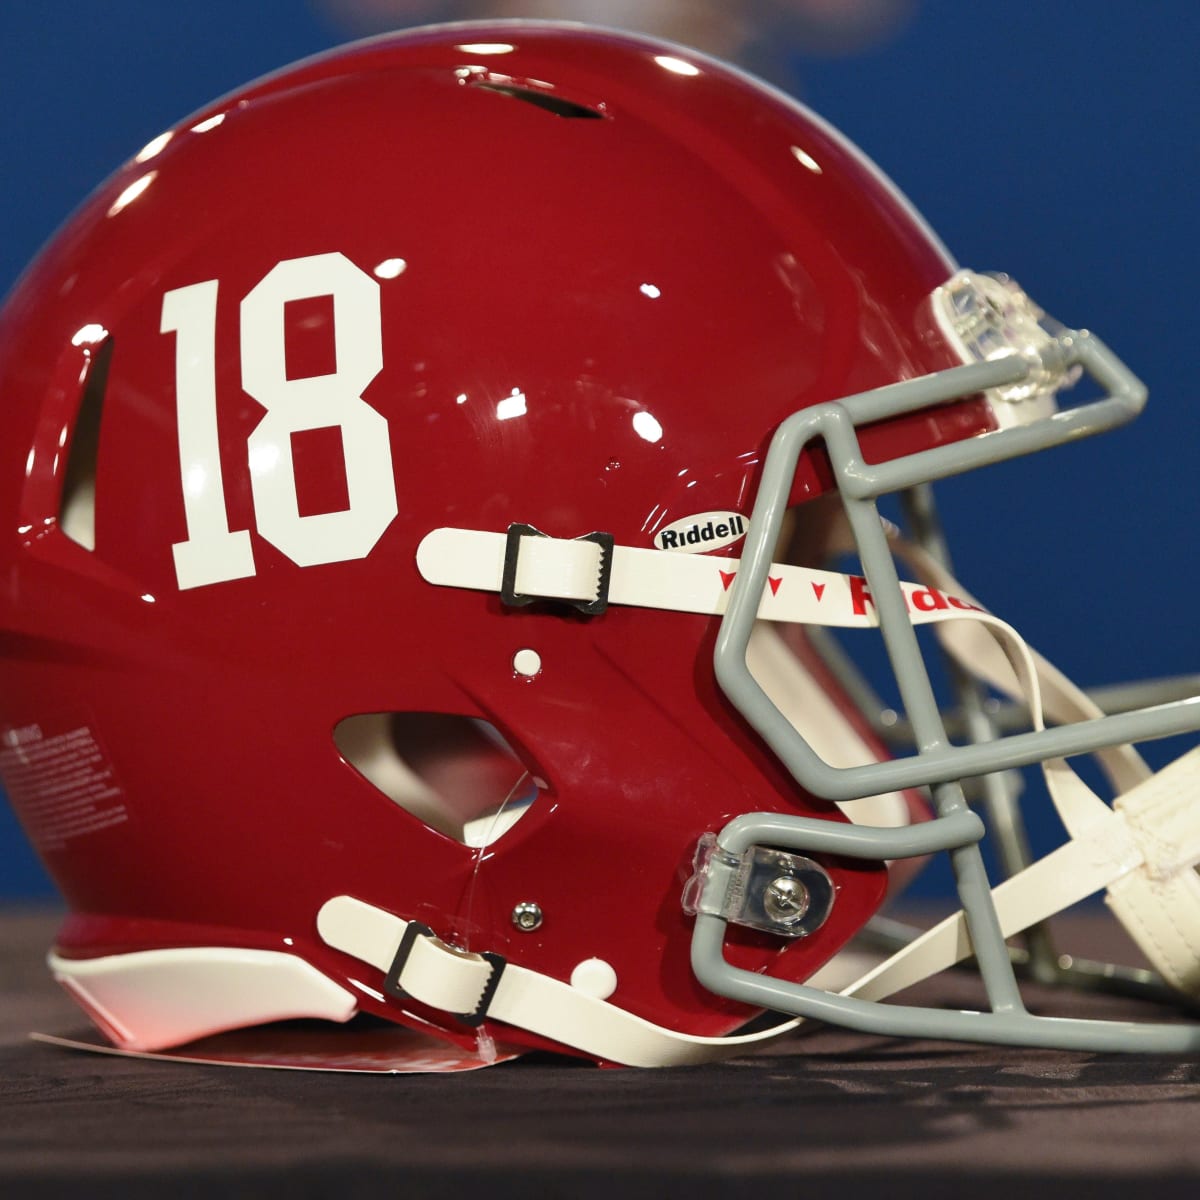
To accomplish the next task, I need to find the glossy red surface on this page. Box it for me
[0,24,996,1053]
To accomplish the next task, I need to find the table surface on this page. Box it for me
[3,905,1199,1198]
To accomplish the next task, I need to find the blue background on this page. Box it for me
[1,2,1197,900]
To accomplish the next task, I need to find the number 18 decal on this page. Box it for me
[161,252,398,590]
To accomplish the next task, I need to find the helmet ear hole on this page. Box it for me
[333,712,540,847]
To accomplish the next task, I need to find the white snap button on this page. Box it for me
[513,648,542,677]
[570,958,617,1000]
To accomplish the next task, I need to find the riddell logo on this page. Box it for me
[849,575,983,616]
[655,512,747,553]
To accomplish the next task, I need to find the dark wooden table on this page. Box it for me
[3,905,1198,1198]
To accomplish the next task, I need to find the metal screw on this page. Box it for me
[511,901,544,932]
[763,876,810,927]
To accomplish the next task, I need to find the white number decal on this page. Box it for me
[163,253,397,590]
[162,279,257,589]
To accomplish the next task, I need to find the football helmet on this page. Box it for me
[2,22,1198,1068]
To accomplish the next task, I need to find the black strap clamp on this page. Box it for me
[384,921,507,1028]
[500,523,615,616]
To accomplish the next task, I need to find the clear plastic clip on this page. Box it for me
[933,270,1082,425]
[683,832,835,938]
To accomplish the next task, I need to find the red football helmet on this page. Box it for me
[2,23,1198,1067]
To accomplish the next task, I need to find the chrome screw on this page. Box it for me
[511,901,544,932]
[763,876,811,927]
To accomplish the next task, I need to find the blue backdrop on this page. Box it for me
[1,2,1197,899]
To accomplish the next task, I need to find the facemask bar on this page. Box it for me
[796,482,1192,1005]
[701,322,1200,1051]
[714,334,1200,799]
[884,482,1196,1006]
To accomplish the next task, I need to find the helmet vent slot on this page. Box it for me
[471,81,605,120]
[334,711,541,848]
[60,336,113,551]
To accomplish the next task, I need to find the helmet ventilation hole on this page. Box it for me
[471,81,606,120]
[60,336,113,551]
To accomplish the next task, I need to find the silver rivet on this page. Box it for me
[511,901,543,932]
[763,876,811,927]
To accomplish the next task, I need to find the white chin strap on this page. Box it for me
[312,526,1200,1067]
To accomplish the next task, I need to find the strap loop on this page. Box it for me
[384,921,507,1027]
[500,523,615,615]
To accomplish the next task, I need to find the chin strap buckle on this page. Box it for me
[384,921,507,1027]
[501,523,615,615]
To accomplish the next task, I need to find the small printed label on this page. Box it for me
[654,511,746,554]
[0,717,128,853]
